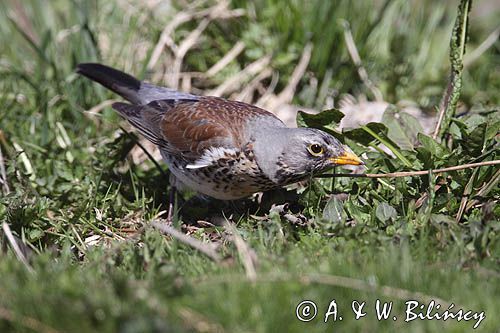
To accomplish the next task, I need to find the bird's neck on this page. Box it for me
[251,127,296,183]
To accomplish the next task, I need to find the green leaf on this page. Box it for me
[430,214,457,225]
[382,105,424,150]
[29,228,45,241]
[375,202,397,223]
[297,109,345,141]
[463,114,486,131]
[345,123,414,168]
[343,122,387,146]
[463,122,486,156]
[344,200,369,224]
[417,133,447,157]
[415,148,433,168]
[297,108,345,129]
[323,196,346,223]
[448,122,462,139]
[485,120,500,141]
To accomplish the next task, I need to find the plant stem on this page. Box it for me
[433,0,472,139]
[317,160,500,179]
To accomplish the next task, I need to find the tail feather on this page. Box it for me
[76,63,199,105]
[76,63,142,103]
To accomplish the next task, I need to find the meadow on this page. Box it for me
[0,0,498,332]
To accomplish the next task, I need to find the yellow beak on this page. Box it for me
[329,149,364,166]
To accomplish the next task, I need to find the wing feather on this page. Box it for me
[112,96,284,163]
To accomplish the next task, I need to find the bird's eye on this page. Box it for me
[307,144,324,156]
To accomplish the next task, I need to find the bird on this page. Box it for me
[76,63,363,202]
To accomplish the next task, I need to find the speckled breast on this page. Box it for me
[161,148,278,200]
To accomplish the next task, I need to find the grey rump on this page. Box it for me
[76,63,363,200]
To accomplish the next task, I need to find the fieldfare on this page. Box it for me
[76,63,363,201]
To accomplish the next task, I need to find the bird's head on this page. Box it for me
[254,127,363,184]
[287,127,362,168]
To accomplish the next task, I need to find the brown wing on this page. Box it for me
[161,97,283,158]
[113,96,283,160]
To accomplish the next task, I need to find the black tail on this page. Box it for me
[76,63,142,103]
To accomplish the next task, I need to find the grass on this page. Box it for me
[0,0,499,332]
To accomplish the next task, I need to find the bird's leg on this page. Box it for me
[166,185,177,224]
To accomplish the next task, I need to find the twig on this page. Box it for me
[0,145,9,194]
[168,18,211,88]
[433,0,472,139]
[256,72,280,106]
[235,67,272,103]
[148,12,190,68]
[148,0,244,74]
[151,221,221,262]
[83,99,118,117]
[0,306,61,333]
[464,168,500,212]
[2,222,34,273]
[181,73,192,97]
[277,42,313,103]
[316,160,500,179]
[464,26,500,68]
[207,56,271,97]
[12,142,35,181]
[223,220,257,282]
[206,41,245,77]
[148,3,221,70]
[342,20,383,102]
[455,167,478,221]
[433,86,450,139]
[266,43,313,110]
[415,183,443,209]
